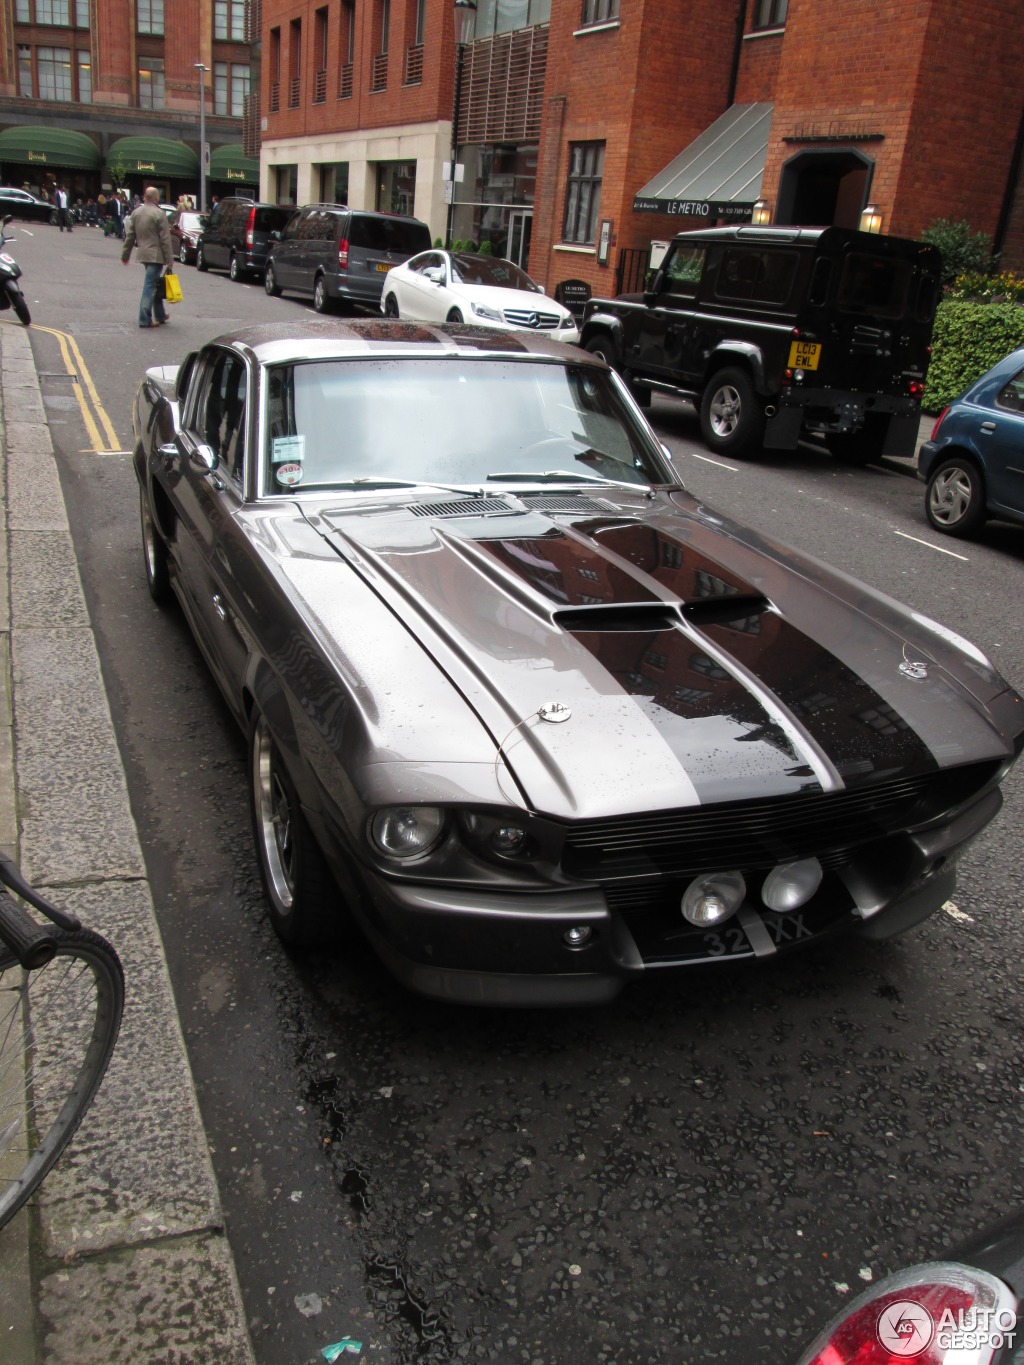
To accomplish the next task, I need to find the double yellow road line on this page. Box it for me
[30,323,121,453]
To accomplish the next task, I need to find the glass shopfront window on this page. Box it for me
[447,143,536,263]
[374,160,416,216]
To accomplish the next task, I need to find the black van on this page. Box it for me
[264,204,432,311]
[196,198,293,281]
[580,225,942,462]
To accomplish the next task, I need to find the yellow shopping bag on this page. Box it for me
[164,270,184,305]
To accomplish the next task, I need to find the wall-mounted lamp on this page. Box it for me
[751,200,772,226]
[860,203,883,234]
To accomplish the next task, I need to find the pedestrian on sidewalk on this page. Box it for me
[121,186,173,329]
[55,184,73,232]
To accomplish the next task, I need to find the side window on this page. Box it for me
[280,210,301,241]
[715,248,797,306]
[322,212,340,242]
[995,368,1024,413]
[203,352,248,485]
[662,244,706,298]
[297,210,321,241]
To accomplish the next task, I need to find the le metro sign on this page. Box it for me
[633,196,753,220]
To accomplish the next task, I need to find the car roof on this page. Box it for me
[205,318,594,368]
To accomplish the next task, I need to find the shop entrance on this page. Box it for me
[506,210,532,270]
[776,149,874,230]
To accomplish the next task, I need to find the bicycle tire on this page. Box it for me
[0,928,124,1230]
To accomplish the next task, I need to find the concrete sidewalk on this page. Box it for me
[0,320,255,1363]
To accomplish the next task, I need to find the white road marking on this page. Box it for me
[942,901,974,924]
[893,529,969,560]
[689,452,740,471]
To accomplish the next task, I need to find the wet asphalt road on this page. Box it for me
[13,223,1024,1364]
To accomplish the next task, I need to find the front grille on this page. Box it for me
[563,765,997,882]
[503,308,562,330]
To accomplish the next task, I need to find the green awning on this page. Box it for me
[106,136,199,178]
[208,146,259,184]
[0,125,101,171]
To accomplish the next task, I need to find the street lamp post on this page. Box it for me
[195,63,209,210]
[445,0,477,249]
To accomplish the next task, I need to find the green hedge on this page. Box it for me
[925,300,1024,412]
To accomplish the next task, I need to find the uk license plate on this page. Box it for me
[375,262,392,273]
[788,339,821,369]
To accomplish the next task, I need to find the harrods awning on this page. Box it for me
[633,103,773,220]
[0,125,101,171]
[208,146,259,184]
[106,136,199,178]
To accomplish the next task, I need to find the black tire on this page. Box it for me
[829,413,888,465]
[195,242,208,272]
[7,285,30,326]
[178,242,189,265]
[264,262,281,297]
[925,454,987,537]
[0,926,124,1232]
[249,712,339,946]
[446,308,464,323]
[313,275,331,313]
[383,293,399,319]
[585,334,618,369]
[139,485,171,605]
[229,253,242,282]
[699,366,765,458]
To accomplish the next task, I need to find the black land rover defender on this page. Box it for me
[580,225,942,462]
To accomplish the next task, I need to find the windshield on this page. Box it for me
[450,255,541,292]
[262,358,666,495]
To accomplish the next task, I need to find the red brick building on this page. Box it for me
[257,0,1024,294]
[0,0,254,206]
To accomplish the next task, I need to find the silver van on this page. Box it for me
[264,205,432,311]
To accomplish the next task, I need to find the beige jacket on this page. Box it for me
[122,203,172,267]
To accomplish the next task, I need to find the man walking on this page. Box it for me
[121,186,173,328]
[55,184,73,232]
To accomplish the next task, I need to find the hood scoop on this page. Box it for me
[555,593,771,634]
[682,593,772,627]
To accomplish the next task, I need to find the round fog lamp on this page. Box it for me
[761,857,823,912]
[490,824,529,856]
[564,926,592,947]
[681,871,746,927]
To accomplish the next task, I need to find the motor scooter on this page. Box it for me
[0,216,31,325]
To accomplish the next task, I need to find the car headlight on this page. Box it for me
[557,315,575,329]
[369,806,447,860]
[471,302,504,323]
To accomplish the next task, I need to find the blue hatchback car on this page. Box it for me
[918,346,1024,537]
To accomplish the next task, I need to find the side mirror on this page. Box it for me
[423,265,444,283]
[189,442,219,474]
[270,229,281,241]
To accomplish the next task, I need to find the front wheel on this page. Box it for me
[699,367,764,458]
[0,927,124,1232]
[585,335,618,369]
[6,284,30,326]
[178,242,189,265]
[229,253,242,282]
[383,293,399,319]
[925,455,987,537]
[446,308,464,324]
[139,485,171,605]
[195,242,208,272]
[249,713,341,946]
[264,262,282,297]
[313,275,331,313]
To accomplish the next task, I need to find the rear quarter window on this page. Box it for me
[254,206,292,232]
[837,254,913,320]
[349,217,431,253]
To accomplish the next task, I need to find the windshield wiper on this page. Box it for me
[486,470,624,485]
[298,477,480,494]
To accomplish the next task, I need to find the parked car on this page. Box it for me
[382,249,580,342]
[0,186,54,223]
[168,209,208,265]
[918,346,1024,538]
[795,1210,1024,1363]
[581,225,941,462]
[132,319,1022,1007]
[196,197,291,280]
[264,205,431,312]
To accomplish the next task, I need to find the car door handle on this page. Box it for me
[980,421,996,432]
[212,593,228,621]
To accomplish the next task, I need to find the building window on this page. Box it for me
[580,0,617,24]
[752,0,787,28]
[313,7,328,102]
[75,0,87,24]
[375,160,415,215]
[76,49,90,101]
[17,46,32,97]
[214,61,249,115]
[562,141,604,245]
[16,0,29,20]
[288,18,301,107]
[138,57,165,108]
[473,0,550,38]
[269,26,281,111]
[414,0,425,44]
[36,0,70,24]
[38,46,72,99]
[215,0,246,40]
[137,0,164,33]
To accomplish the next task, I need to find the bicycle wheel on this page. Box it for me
[0,928,124,1230]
